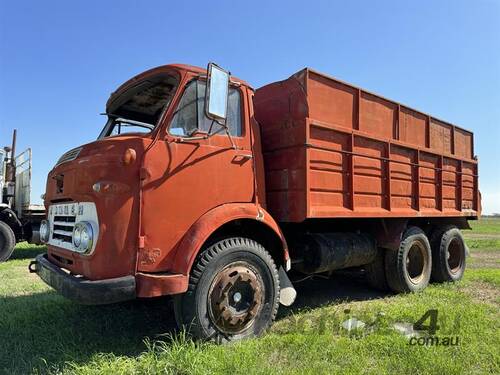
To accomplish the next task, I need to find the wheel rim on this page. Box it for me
[447,238,464,274]
[406,242,427,284]
[208,262,264,335]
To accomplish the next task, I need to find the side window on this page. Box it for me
[170,80,242,137]
[227,89,242,136]
[170,81,197,136]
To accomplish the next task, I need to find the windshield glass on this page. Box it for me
[98,73,179,139]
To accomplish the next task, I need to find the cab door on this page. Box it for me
[138,79,255,272]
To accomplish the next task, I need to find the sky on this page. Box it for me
[1,0,499,213]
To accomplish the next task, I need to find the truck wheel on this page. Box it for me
[365,248,389,291]
[174,237,280,343]
[430,226,466,283]
[385,226,432,293]
[0,221,16,262]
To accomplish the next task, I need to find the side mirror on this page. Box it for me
[205,63,229,122]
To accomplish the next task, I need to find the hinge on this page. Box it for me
[138,236,145,249]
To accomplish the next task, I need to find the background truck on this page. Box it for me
[31,63,478,342]
[0,130,45,261]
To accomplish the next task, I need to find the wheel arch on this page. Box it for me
[170,203,289,276]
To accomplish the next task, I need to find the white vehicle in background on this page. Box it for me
[0,130,45,261]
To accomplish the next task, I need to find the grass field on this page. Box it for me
[0,219,499,374]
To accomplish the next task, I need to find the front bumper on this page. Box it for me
[29,254,136,305]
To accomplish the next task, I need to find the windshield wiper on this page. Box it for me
[104,113,155,130]
[116,118,155,130]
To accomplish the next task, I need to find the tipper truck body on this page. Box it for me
[256,69,478,221]
[31,63,478,342]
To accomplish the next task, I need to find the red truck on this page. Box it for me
[30,63,479,342]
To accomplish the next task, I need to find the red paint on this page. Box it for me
[254,68,479,222]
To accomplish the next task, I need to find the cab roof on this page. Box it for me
[106,64,251,110]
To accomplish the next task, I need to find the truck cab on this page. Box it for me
[32,64,290,341]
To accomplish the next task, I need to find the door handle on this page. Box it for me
[232,153,253,165]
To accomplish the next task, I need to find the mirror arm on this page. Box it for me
[222,123,237,150]
[207,119,216,135]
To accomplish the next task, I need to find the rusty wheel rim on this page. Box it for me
[406,242,427,285]
[208,262,264,335]
[447,238,464,274]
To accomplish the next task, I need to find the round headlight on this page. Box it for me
[80,224,93,251]
[40,220,50,243]
[72,225,82,248]
[73,221,93,253]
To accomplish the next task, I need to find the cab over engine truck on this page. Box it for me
[30,63,479,342]
[0,130,45,261]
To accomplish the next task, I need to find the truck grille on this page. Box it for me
[47,202,98,253]
[52,215,76,243]
[55,147,82,166]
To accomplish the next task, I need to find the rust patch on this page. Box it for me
[139,248,161,265]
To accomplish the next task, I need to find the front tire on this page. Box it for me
[0,221,16,262]
[385,226,432,293]
[174,237,280,343]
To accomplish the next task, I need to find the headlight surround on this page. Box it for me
[40,220,50,243]
[72,221,93,253]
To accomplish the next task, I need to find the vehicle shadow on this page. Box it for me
[0,272,388,373]
[0,292,177,374]
[9,245,47,260]
[281,270,390,315]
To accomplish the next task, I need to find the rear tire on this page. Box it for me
[385,226,432,293]
[0,221,16,262]
[365,248,389,291]
[430,226,466,282]
[173,237,280,343]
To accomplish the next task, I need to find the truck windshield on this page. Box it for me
[98,73,179,139]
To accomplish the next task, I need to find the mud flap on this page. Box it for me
[278,266,296,306]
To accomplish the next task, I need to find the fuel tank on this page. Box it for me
[291,232,377,274]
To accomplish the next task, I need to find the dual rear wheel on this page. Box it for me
[430,226,467,282]
[366,225,466,293]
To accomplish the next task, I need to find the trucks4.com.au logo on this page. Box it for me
[284,308,460,346]
[405,309,460,346]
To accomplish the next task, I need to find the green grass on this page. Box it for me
[0,219,499,374]
[467,217,500,234]
[464,238,500,252]
[465,268,500,287]
[463,217,500,252]
[463,218,500,276]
